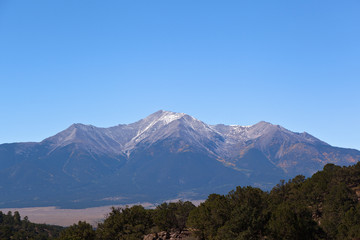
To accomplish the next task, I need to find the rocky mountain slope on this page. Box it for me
[0,110,359,208]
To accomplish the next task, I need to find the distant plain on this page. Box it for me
[0,200,204,226]
[0,204,152,226]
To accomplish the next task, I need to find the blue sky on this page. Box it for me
[0,0,359,150]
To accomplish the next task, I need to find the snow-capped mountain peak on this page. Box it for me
[41,110,329,160]
[156,110,186,124]
[1,111,359,209]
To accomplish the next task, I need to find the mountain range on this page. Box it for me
[0,110,359,208]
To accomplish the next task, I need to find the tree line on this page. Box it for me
[0,210,63,239]
[2,162,360,239]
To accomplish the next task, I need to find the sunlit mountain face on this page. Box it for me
[0,110,359,208]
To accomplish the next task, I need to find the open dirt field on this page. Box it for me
[0,203,154,227]
[0,200,203,227]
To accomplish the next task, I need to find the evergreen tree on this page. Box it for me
[96,205,153,240]
[57,221,95,240]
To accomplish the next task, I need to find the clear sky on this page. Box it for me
[0,0,359,150]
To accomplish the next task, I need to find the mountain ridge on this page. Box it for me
[40,110,331,161]
[0,110,359,208]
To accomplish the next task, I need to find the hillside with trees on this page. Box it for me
[0,210,63,239]
[2,162,360,239]
[187,162,360,240]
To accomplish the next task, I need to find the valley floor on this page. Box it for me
[0,204,147,226]
[0,200,205,227]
